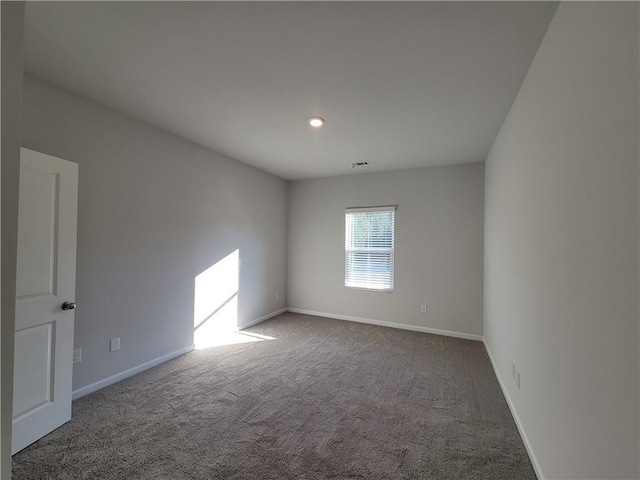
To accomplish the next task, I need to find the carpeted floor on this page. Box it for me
[12,312,536,479]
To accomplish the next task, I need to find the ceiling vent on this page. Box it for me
[352,161,370,169]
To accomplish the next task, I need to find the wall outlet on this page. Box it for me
[73,348,81,364]
[511,362,516,379]
[420,305,427,313]
[275,292,280,300]
[109,337,120,352]
[516,371,521,389]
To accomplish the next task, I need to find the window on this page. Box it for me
[345,206,396,292]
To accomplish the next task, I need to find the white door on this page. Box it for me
[12,148,78,454]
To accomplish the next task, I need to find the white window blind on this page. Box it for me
[345,206,396,291]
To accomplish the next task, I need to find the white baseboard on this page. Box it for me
[69,309,540,480]
[237,307,287,330]
[483,340,544,480]
[72,308,286,401]
[72,344,195,400]
[286,307,483,342]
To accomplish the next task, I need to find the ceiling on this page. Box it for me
[24,2,558,180]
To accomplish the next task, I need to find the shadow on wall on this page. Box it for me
[193,249,275,349]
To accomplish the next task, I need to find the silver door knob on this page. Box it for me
[61,301,76,311]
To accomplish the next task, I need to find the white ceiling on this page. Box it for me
[24,2,557,180]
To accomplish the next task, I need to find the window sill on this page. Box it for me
[345,285,394,293]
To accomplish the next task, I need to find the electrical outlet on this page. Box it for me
[73,349,81,364]
[511,363,516,379]
[420,305,427,313]
[109,337,120,352]
[516,371,521,389]
[275,292,280,300]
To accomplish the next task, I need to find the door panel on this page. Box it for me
[12,148,78,454]
[13,323,54,419]
[15,167,58,299]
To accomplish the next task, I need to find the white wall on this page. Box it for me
[288,164,484,338]
[484,3,639,479]
[21,74,288,391]
[1,3,25,477]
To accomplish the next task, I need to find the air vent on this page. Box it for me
[352,161,370,169]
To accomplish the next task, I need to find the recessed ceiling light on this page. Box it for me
[308,116,325,128]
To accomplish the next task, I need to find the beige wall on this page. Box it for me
[484,3,639,478]
[288,163,484,338]
[1,2,25,477]
[21,75,288,392]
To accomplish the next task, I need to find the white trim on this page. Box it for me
[286,308,483,342]
[68,309,540,479]
[237,308,287,331]
[344,285,393,293]
[72,308,287,401]
[71,344,195,400]
[345,205,397,213]
[483,340,544,480]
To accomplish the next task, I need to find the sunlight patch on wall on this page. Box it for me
[194,249,239,349]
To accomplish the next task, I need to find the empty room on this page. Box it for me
[1,1,639,479]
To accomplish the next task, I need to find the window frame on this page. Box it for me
[344,205,397,293]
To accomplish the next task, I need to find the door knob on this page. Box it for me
[61,301,76,311]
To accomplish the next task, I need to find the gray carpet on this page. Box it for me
[12,312,536,479]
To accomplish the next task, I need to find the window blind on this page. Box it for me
[345,206,396,291]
